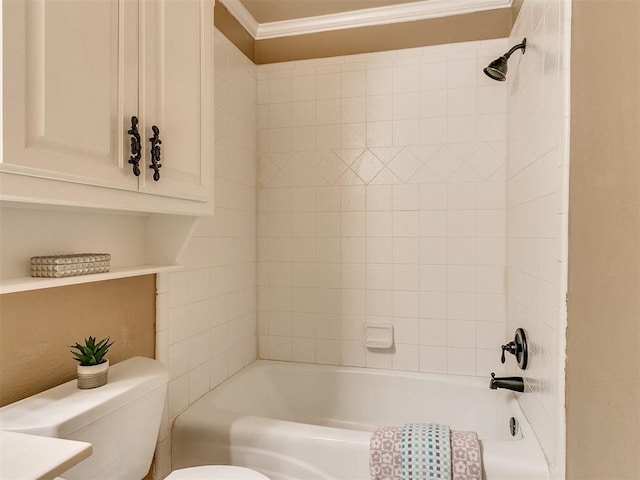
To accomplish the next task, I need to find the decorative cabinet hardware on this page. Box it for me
[127,116,142,176]
[149,125,162,181]
[500,328,528,370]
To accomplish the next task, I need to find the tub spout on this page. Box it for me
[489,372,524,392]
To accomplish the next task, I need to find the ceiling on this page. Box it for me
[238,0,424,24]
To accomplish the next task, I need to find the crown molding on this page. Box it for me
[218,0,260,38]
[219,0,513,40]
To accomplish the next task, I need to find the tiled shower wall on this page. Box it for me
[507,0,570,477]
[154,30,257,478]
[257,39,511,376]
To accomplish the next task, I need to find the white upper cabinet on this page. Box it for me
[3,0,139,189]
[140,0,211,202]
[1,0,213,215]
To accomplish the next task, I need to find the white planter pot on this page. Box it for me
[77,359,109,389]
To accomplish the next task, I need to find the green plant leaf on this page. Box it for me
[70,336,114,365]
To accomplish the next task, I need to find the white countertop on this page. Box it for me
[0,431,92,480]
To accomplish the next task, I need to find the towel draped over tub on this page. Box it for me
[369,423,482,480]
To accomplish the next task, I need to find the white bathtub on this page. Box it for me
[172,360,549,480]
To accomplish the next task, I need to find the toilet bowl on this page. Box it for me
[166,466,270,479]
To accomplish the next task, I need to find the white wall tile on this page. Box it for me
[188,363,210,404]
[420,292,447,319]
[505,1,569,472]
[167,374,190,418]
[420,184,447,210]
[392,238,420,264]
[448,320,477,348]
[292,313,316,338]
[393,264,420,291]
[393,344,420,371]
[257,40,509,387]
[367,263,393,290]
[393,317,420,344]
[447,265,476,293]
[367,185,393,211]
[420,211,447,237]
[447,348,476,375]
[367,211,393,237]
[420,90,447,118]
[159,33,259,477]
[341,340,366,366]
[393,184,420,210]
[366,348,393,369]
[269,336,292,360]
[392,291,420,318]
[341,212,366,237]
[420,318,447,346]
[292,337,316,362]
[316,339,341,364]
[393,211,419,237]
[419,346,447,373]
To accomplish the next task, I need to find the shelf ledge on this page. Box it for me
[0,431,92,480]
[0,265,182,294]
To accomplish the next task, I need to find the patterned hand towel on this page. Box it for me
[369,426,403,480]
[402,423,451,479]
[450,430,482,480]
[369,424,482,480]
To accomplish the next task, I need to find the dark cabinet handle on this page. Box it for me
[127,116,141,176]
[149,125,162,181]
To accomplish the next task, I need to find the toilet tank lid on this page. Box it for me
[0,357,169,437]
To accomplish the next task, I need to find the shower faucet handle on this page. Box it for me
[499,328,529,370]
[500,341,518,364]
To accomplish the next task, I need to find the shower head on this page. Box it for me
[484,56,509,81]
[483,38,527,82]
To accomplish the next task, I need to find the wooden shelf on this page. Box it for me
[0,264,182,294]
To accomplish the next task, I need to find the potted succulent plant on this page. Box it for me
[70,336,114,389]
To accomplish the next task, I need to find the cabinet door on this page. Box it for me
[140,0,212,202]
[2,0,139,191]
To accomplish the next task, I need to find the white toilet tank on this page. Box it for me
[0,356,169,480]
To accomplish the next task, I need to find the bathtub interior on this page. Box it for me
[209,361,519,441]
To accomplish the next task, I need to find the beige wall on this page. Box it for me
[567,1,640,478]
[254,9,512,64]
[214,4,518,64]
[214,2,255,62]
[0,275,156,407]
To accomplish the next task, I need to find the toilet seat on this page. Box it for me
[165,466,270,479]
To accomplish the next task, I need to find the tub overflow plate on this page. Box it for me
[509,417,519,437]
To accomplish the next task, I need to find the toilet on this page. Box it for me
[0,357,269,480]
[166,466,269,479]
